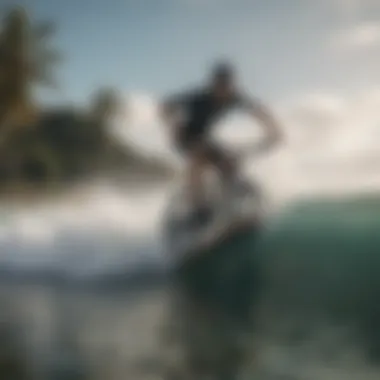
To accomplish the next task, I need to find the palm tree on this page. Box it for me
[0,7,174,187]
[0,6,61,128]
[90,87,121,124]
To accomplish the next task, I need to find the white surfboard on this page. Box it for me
[162,176,266,263]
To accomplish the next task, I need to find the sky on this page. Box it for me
[16,0,380,102]
[2,0,380,269]
[16,0,380,179]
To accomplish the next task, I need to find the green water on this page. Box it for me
[178,194,380,360]
[179,227,260,307]
[254,195,380,360]
[181,194,380,310]
[261,195,380,311]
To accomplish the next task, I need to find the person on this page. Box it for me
[161,61,282,224]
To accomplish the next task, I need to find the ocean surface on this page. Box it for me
[1,192,380,379]
[1,280,380,380]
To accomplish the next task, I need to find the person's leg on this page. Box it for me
[187,142,208,209]
[182,140,218,225]
[206,142,239,198]
[174,131,210,214]
[208,142,255,200]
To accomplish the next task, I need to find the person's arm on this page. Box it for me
[160,91,193,139]
[244,96,283,155]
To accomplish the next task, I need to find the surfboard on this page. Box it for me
[162,176,266,264]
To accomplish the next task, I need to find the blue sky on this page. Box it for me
[20,0,380,105]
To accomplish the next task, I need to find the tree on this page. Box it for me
[0,7,174,190]
[0,6,61,127]
[90,87,121,124]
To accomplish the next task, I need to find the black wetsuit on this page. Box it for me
[165,87,252,161]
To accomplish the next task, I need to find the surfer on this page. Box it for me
[161,61,282,224]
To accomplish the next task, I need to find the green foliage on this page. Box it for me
[0,6,62,126]
[0,7,173,191]
[90,87,121,122]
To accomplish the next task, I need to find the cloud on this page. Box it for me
[331,22,380,50]
[273,88,380,196]
[127,94,158,125]
[114,93,173,160]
